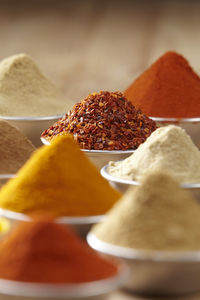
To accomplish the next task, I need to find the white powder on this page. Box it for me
[108,125,200,183]
[0,54,72,117]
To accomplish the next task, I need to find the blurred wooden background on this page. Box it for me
[1,0,200,299]
[1,0,200,105]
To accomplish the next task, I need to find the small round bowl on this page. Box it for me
[0,208,105,238]
[41,137,135,170]
[151,117,200,149]
[0,175,104,238]
[101,164,138,193]
[0,261,128,300]
[1,114,64,147]
[101,165,200,201]
[87,232,200,296]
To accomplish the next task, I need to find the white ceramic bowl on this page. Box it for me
[0,261,127,300]
[87,232,200,296]
[1,114,64,147]
[101,164,200,200]
[41,137,135,170]
[0,208,104,238]
[0,174,104,238]
[152,117,200,149]
[100,165,138,193]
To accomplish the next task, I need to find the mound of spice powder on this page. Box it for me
[0,119,35,174]
[0,218,117,283]
[124,51,200,118]
[108,125,200,183]
[0,134,120,216]
[41,91,157,150]
[93,171,200,251]
[0,53,72,117]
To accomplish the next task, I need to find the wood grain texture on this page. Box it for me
[0,1,200,298]
[0,0,162,103]
[0,0,200,105]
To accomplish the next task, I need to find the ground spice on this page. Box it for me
[0,218,117,283]
[41,91,157,150]
[0,119,35,174]
[0,134,120,216]
[93,171,200,251]
[124,51,200,118]
[108,125,200,183]
[0,54,72,117]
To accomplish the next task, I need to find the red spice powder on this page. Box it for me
[0,219,117,283]
[41,91,156,150]
[124,51,200,118]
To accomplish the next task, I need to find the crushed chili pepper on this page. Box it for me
[41,91,157,150]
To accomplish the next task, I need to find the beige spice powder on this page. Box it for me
[108,125,200,183]
[0,54,72,117]
[93,171,200,251]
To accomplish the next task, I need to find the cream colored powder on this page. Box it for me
[93,171,200,251]
[0,54,72,117]
[108,125,200,183]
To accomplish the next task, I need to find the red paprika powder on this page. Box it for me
[124,51,200,118]
[0,219,117,283]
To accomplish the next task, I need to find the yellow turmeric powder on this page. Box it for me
[0,135,121,217]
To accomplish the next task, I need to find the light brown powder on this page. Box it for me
[0,119,35,174]
[93,171,200,251]
[108,125,200,183]
[0,54,72,117]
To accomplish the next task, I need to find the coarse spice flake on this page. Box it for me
[41,91,157,150]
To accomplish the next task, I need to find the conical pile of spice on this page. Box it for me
[0,218,117,283]
[0,53,72,117]
[0,119,35,174]
[124,51,200,118]
[0,134,120,216]
[108,125,200,183]
[92,171,200,251]
[41,91,157,150]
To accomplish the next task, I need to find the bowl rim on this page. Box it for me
[101,164,200,188]
[41,137,136,154]
[0,208,105,225]
[151,116,200,123]
[87,233,200,262]
[0,114,64,122]
[0,176,106,224]
[0,262,128,298]
[0,174,16,180]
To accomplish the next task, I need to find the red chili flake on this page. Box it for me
[41,91,157,150]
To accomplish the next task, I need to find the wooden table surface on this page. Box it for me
[109,291,200,300]
[1,0,200,298]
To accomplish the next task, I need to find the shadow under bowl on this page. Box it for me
[151,116,200,149]
[1,114,64,147]
[41,137,135,170]
[0,208,105,239]
[101,165,200,200]
[0,261,127,300]
[87,233,200,297]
